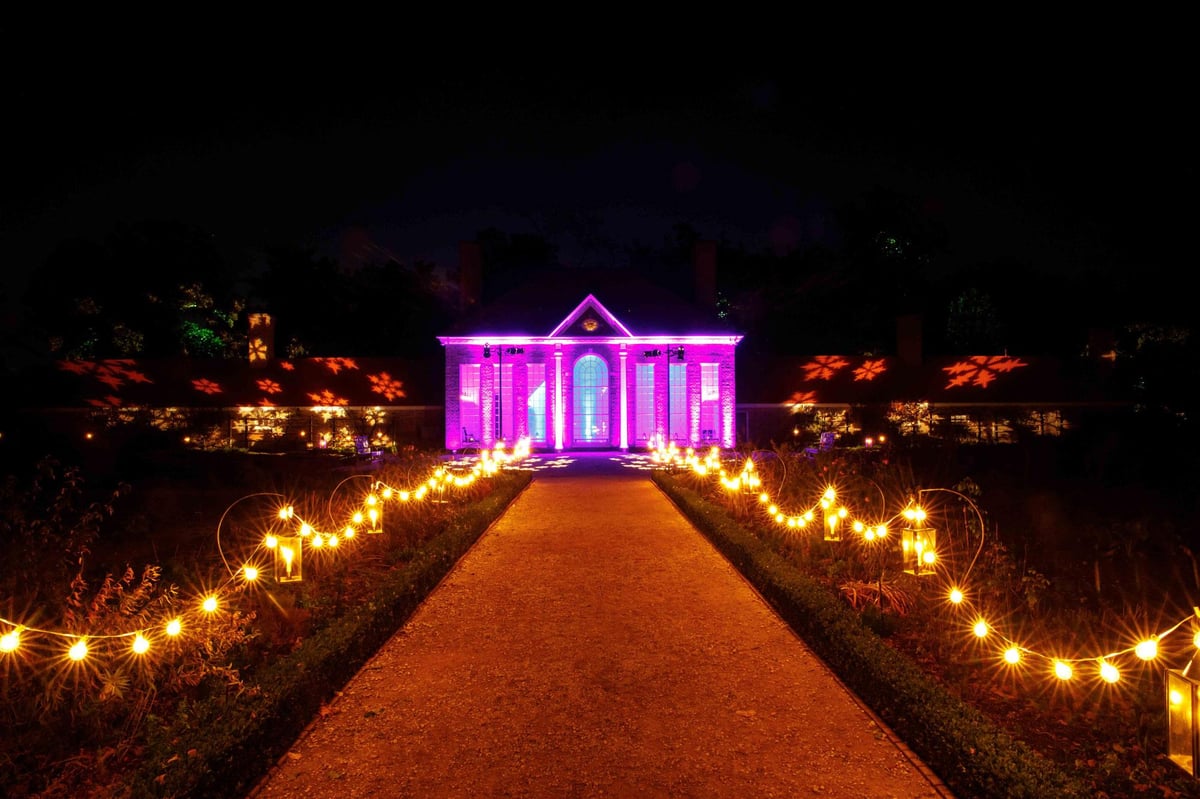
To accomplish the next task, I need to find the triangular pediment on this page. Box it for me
[548,294,633,337]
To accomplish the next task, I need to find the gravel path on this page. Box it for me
[248,471,953,798]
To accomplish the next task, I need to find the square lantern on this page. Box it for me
[358,492,384,532]
[274,535,303,583]
[902,525,937,576]
[824,508,845,542]
[1168,666,1200,776]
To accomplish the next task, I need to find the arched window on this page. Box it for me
[572,354,609,444]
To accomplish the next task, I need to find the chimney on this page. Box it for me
[459,241,483,313]
[897,314,922,366]
[248,312,275,366]
[693,240,717,308]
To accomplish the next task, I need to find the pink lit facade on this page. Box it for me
[438,294,742,451]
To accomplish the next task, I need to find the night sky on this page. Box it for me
[4,52,1194,326]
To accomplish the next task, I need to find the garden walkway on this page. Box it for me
[248,453,953,798]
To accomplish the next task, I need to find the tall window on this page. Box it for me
[527,363,546,443]
[635,363,655,444]
[669,362,686,443]
[493,363,513,441]
[572,354,609,444]
[700,363,719,442]
[459,364,481,444]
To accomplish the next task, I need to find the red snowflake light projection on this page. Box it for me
[313,357,359,375]
[307,390,348,406]
[256,379,282,394]
[368,372,405,402]
[192,378,223,395]
[788,391,819,407]
[943,356,1028,389]
[280,362,296,371]
[59,359,152,390]
[853,359,887,381]
[803,356,850,381]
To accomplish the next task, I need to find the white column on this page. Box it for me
[619,345,629,450]
[554,347,564,451]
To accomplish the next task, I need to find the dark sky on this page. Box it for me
[4,53,1194,322]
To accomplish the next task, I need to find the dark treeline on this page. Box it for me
[4,187,1194,434]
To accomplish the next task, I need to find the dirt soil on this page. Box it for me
[247,468,952,798]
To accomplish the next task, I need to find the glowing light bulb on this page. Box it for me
[132,633,150,655]
[1193,630,1200,650]
[68,638,88,661]
[1171,689,1185,706]
[166,618,182,636]
[922,550,936,565]
[768,505,778,516]
[1054,660,1073,680]
[1003,647,1021,665]
[875,525,887,538]
[311,534,324,548]
[202,595,218,613]
[972,620,989,638]
[328,535,339,548]
[759,493,768,503]
[344,526,356,538]
[949,588,964,604]
[1099,659,1119,684]
[300,523,313,537]
[1,628,21,652]
[1135,638,1158,660]
[243,566,259,581]
[352,511,364,524]
[265,534,278,549]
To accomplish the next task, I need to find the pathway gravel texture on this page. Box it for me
[249,459,952,798]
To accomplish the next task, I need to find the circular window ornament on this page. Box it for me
[582,317,599,332]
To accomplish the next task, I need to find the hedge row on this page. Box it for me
[129,470,533,799]
[652,471,1087,799]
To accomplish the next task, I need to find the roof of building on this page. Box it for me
[440,268,735,339]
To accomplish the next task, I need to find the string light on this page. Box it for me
[0,440,531,684]
[658,442,1200,694]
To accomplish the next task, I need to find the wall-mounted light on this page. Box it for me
[505,347,524,355]
[483,344,491,358]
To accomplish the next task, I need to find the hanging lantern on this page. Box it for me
[274,535,303,582]
[364,493,383,532]
[1168,614,1200,777]
[902,525,937,576]
[1168,661,1200,776]
[824,507,847,542]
